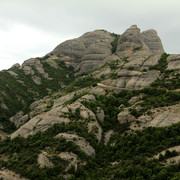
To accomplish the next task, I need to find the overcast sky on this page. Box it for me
[0,0,179,70]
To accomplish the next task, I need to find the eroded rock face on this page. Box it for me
[59,152,82,172]
[118,109,136,124]
[55,133,95,156]
[116,25,164,58]
[38,151,54,168]
[10,106,71,138]
[48,30,115,72]
[116,25,144,58]
[0,169,28,180]
[141,29,164,54]
[167,54,180,70]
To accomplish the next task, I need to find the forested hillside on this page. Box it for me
[0,26,180,179]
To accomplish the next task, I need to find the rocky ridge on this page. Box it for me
[0,25,180,180]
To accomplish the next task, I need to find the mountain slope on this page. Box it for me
[0,25,180,179]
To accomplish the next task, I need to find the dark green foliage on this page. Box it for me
[108,60,119,70]
[82,90,137,131]
[128,67,135,70]
[149,53,169,73]
[151,69,180,90]
[65,76,102,93]
[110,72,118,79]
[128,87,180,118]
[110,33,120,53]
[133,46,142,51]
[0,60,75,133]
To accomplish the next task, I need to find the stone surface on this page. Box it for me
[10,106,71,138]
[116,25,164,59]
[141,29,164,54]
[118,109,136,124]
[59,152,82,172]
[32,76,41,85]
[55,133,95,156]
[7,71,18,77]
[38,151,54,168]
[104,130,114,145]
[167,54,180,70]
[96,107,105,122]
[0,169,28,180]
[11,63,20,68]
[87,121,102,142]
[48,30,114,72]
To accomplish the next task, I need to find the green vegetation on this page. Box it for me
[0,121,179,179]
[149,53,169,73]
[65,76,102,93]
[0,60,75,133]
[111,33,120,53]
[110,72,118,79]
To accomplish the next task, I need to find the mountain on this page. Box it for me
[0,25,180,179]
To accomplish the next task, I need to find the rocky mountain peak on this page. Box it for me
[47,25,164,72]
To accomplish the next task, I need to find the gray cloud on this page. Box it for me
[0,0,179,70]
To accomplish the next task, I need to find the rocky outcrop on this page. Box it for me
[96,107,105,122]
[38,151,54,168]
[167,54,180,70]
[11,63,20,69]
[103,69,160,90]
[87,121,102,142]
[153,145,180,166]
[118,109,136,124]
[55,133,95,156]
[104,130,114,145]
[141,29,164,54]
[0,169,28,180]
[10,111,29,127]
[59,152,83,172]
[116,25,164,59]
[10,106,71,138]
[7,71,18,77]
[130,103,180,130]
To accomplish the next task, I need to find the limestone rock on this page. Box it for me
[118,109,136,124]
[11,63,20,68]
[59,152,83,172]
[148,111,180,127]
[32,76,41,85]
[167,54,180,70]
[87,121,102,142]
[96,107,105,122]
[21,58,36,67]
[49,30,114,72]
[116,25,144,58]
[55,133,95,156]
[7,71,18,77]
[104,130,114,145]
[0,169,28,180]
[141,29,164,54]
[10,111,29,127]
[10,106,71,138]
[22,65,34,75]
[38,151,54,168]
[116,25,164,59]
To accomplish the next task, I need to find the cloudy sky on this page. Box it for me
[0,0,179,70]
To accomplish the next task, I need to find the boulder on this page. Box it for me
[55,133,95,156]
[118,109,136,124]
